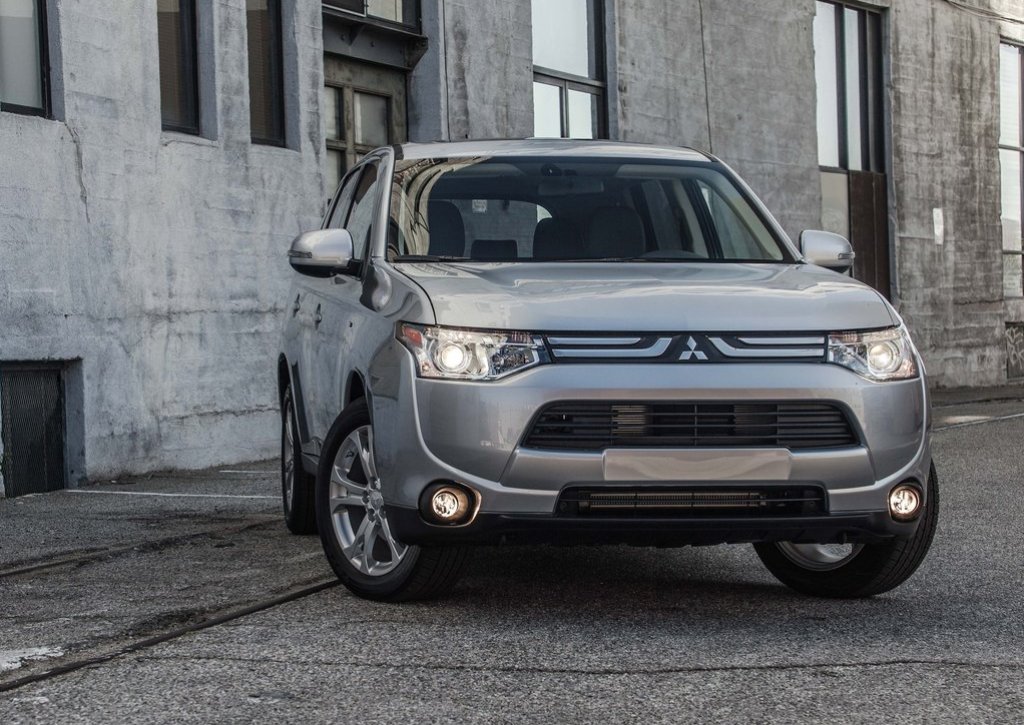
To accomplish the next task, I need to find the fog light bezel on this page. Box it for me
[419,481,480,527]
[888,483,924,522]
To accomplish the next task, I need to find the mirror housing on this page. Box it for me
[288,229,355,277]
[800,230,856,272]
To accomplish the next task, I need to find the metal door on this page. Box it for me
[0,363,67,498]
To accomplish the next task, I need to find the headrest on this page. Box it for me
[427,201,466,257]
[533,217,584,260]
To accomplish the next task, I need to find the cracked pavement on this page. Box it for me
[1,397,1023,723]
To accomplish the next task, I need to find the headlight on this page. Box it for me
[827,326,919,381]
[397,323,550,381]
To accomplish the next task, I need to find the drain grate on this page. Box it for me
[0,364,67,498]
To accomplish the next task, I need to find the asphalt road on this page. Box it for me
[1,398,1022,723]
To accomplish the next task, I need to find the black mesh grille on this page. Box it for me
[557,485,828,518]
[524,402,858,451]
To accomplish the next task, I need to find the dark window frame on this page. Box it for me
[248,0,286,147]
[816,0,885,174]
[1000,40,1024,296]
[0,0,52,118]
[158,0,201,135]
[531,0,607,140]
[322,0,420,30]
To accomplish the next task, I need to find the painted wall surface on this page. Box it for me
[0,0,326,479]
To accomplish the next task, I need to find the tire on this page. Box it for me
[754,463,939,598]
[281,386,317,535]
[315,398,468,602]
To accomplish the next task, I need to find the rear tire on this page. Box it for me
[316,398,468,602]
[281,386,317,535]
[754,463,939,598]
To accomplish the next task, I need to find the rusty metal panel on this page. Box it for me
[0,364,67,498]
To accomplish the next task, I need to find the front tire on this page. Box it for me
[754,463,939,598]
[315,398,468,602]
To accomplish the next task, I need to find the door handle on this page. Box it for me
[292,295,301,316]
[314,305,323,327]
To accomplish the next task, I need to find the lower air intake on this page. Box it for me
[557,486,827,518]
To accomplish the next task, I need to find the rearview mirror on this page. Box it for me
[800,230,855,273]
[288,228,355,277]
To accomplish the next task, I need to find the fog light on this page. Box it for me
[421,483,473,525]
[889,484,922,521]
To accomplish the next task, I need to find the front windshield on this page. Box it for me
[387,156,794,264]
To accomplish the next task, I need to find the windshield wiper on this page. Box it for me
[394,255,472,262]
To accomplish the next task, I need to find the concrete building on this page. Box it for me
[1,0,1022,493]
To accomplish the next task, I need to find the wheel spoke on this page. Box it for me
[378,516,406,562]
[361,519,382,573]
[357,427,378,482]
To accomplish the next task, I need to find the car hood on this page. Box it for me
[395,262,896,332]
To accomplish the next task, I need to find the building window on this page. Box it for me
[814,1,884,172]
[1000,42,1024,298]
[0,0,50,117]
[323,0,417,27]
[157,0,199,134]
[247,0,285,146]
[531,0,605,139]
[323,82,391,194]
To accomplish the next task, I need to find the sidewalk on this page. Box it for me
[930,382,1024,407]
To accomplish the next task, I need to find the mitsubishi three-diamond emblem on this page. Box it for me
[679,336,709,361]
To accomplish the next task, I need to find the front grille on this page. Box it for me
[523,401,858,451]
[557,485,827,518]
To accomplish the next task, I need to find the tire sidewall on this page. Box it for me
[315,398,422,598]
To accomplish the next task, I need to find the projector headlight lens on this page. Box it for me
[827,326,919,382]
[398,323,550,381]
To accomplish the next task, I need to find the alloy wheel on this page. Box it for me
[328,425,408,576]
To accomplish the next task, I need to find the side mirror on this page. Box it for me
[288,228,355,277]
[800,230,856,272]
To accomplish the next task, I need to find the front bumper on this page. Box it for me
[368,340,931,544]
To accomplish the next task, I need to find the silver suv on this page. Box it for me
[278,140,937,602]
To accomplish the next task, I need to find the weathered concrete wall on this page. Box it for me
[614,0,821,242]
[410,0,536,142]
[0,0,326,478]
[888,0,1006,386]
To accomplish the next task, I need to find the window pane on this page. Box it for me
[1001,149,1022,252]
[814,1,840,167]
[567,89,597,139]
[324,86,342,140]
[326,149,345,195]
[1000,44,1021,147]
[844,8,863,171]
[247,0,285,144]
[367,0,402,22]
[532,0,599,78]
[533,81,562,138]
[353,92,388,147]
[0,0,44,110]
[157,0,198,131]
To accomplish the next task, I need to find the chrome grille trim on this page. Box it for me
[551,338,673,359]
[544,333,826,362]
[709,338,824,358]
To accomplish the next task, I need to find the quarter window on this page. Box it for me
[1000,42,1024,298]
[0,0,50,117]
[344,162,382,262]
[247,0,285,145]
[531,0,605,139]
[157,0,200,134]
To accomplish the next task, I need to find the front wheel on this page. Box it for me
[754,463,939,598]
[315,398,468,602]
